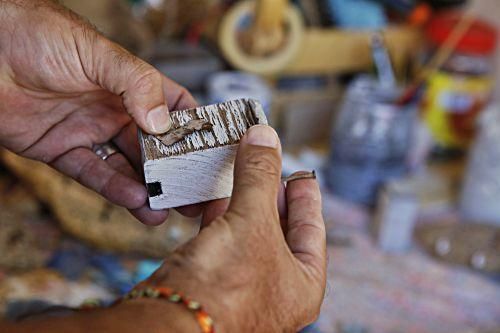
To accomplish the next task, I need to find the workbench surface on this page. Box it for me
[318,193,500,333]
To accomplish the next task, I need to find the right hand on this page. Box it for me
[145,125,327,332]
[0,0,208,225]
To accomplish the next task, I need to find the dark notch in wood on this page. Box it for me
[147,182,163,197]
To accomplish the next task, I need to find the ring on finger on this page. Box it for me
[92,142,120,161]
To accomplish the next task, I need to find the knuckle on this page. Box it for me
[108,44,138,68]
[76,157,99,185]
[240,149,280,180]
[79,25,99,46]
[288,195,318,210]
[288,219,325,237]
[72,24,99,50]
[131,66,161,96]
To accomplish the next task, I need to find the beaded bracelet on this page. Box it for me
[124,286,214,333]
[79,286,215,333]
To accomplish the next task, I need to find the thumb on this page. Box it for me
[228,125,282,222]
[81,34,171,134]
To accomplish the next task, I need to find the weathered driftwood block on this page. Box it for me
[139,99,268,209]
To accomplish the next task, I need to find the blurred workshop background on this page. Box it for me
[0,0,499,332]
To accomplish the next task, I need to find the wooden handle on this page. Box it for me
[254,0,288,32]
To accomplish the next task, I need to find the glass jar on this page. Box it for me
[326,76,417,205]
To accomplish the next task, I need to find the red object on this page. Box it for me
[426,12,498,55]
[408,3,432,27]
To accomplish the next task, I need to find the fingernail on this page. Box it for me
[246,125,279,148]
[147,105,171,134]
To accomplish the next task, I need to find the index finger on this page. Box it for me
[285,173,326,278]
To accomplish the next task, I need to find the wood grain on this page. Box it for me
[139,98,268,209]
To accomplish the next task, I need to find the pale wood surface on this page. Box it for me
[139,99,268,209]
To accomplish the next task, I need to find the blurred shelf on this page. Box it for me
[283,26,423,76]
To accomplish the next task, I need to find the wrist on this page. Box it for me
[154,281,234,333]
[1,297,201,333]
[146,258,243,332]
[116,298,200,332]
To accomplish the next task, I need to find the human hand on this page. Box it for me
[144,125,327,332]
[0,0,203,224]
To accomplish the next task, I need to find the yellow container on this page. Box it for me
[422,71,493,148]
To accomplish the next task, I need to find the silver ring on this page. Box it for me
[92,142,119,161]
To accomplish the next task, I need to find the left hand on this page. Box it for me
[145,125,327,332]
[0,0,207,224]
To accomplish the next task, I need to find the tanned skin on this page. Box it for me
[0,1,327,332]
